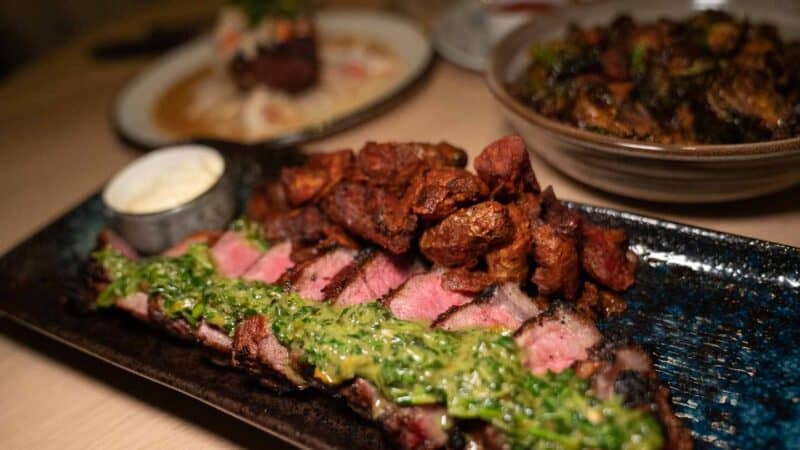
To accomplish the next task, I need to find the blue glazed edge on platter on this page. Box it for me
[0,186,797,449]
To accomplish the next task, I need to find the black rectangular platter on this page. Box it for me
[1,190,798,450]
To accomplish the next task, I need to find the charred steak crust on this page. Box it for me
[432,282,542,331]
[147,296,196,341]
[232,315,307,389]
[321,248,377,300]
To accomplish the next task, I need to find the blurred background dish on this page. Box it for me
[488,0,800,203]
[433,0,490,72]
[114,9,432,149]
[433,0,569,72]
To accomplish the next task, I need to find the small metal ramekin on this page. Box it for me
[102,145,235,254]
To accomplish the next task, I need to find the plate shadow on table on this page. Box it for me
[0,318,298,450]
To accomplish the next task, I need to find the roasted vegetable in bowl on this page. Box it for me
[509,10,800,144]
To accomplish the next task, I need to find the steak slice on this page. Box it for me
[162,231,222,258]
[114,292,149,321]
[433,283,542,331]
[382,269,472,323]
[197,322,233,354]
[514,306,602,376]
[211,230,264,277]
[330,250,422,306]
[291,247,357,301]
[340,378,450,450]
[575,343,695,450]
[97,228,139,260]
[232,315,307,388]
[591,345,656,402]
[147,296,196,341]
[243,241,295,284]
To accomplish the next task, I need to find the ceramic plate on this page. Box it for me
[0,157,797,448]
[113,10,432,149]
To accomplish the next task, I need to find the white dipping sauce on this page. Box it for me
[103,145,224,214]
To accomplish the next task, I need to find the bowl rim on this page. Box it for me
[486,14,800,160]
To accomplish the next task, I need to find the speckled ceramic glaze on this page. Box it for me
[0,159,798,449]
[487,0,800,203]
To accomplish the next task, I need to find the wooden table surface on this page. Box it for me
[0,1,798,449]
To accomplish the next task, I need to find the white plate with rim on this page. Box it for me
[113,9,433,149]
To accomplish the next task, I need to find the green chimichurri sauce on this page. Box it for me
[93,244,664,450]
[230,217,270,251]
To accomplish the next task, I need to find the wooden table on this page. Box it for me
[1,1,798,449]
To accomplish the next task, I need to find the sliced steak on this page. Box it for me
[162,231,222,258]
[383,269,472,323]
[433,283,541,331]
[320,249,375,300]
[243,241,295,284]
[329,251,422,306]
[210,230,264,277]
[576,343,695,450]
[114,292,149,321]
[232,315,307,388]
[197,322,233,354]
[97,228,139,260]
[340,378,450,450]
[514,306,602,376]
[147,296,195,340]
[459,423,510,450]
[583,344,656,403]
[291,247,357,301]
